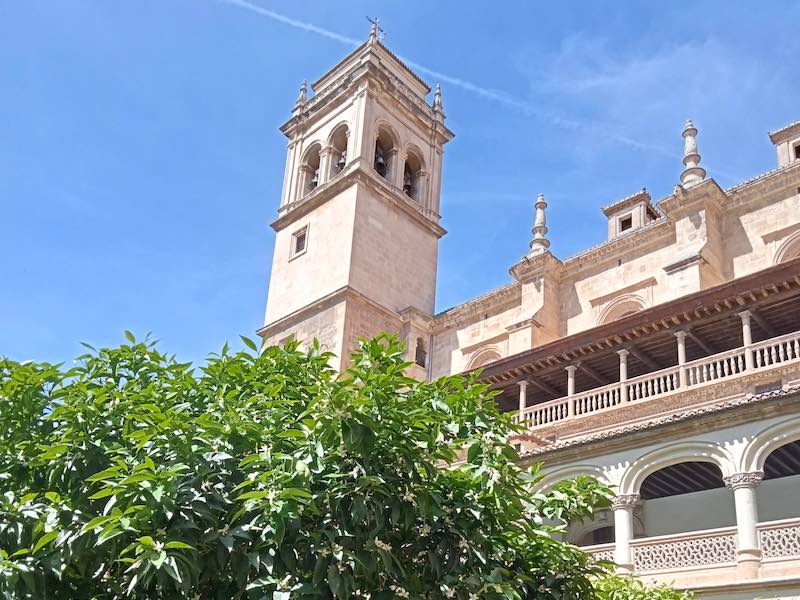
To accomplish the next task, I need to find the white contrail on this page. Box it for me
[217,0,680,157]
[220,0,360,46]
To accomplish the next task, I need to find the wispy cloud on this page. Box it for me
[217,0,671,155]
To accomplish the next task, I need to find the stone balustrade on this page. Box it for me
[517,329,800,432]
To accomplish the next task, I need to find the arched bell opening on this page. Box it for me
[300,143,322,197]
[373,128,396,181]
[328,124,349,179]
[402,151,424,202]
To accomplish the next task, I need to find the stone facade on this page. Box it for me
[260,30,800,597]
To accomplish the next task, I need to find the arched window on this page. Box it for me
[374,128,396,181]
[328,124,349,179]
[598,295,647,326]
[774,230,800,264]
[414,337,427,368]
[467,347,502,370]
[402,151,424,201]
[300,143,322,197]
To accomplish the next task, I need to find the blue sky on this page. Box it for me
[2,1,799,364]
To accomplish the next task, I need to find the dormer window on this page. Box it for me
[620,215,633,232]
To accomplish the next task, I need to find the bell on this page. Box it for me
[403,168,413,196]
[310,169,319,189]
[337,151,346,170]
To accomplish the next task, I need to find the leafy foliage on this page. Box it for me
[0,333,681,599]
[594,575,694,600]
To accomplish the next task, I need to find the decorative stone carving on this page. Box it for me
[612,494,641,510]
[759,521,800,559]
[724,471,764,490]
[632,532,737,572]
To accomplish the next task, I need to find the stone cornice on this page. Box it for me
[726,160,800,207]
[560,218,673,277]
[589,277,657,308]
[271,161,447,238]
[768,120,800,144]
[601,188,655,217]
[257,284,404,339]
[433,283,521,330]
[508,251,564,283]
[657,177,727,220]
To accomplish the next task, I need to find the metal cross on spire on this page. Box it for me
[367,16,385,42]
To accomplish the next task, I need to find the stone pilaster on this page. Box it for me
[725,471,764,578]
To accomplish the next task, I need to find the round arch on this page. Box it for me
[533,464,609,494]
[618,441,736,495]
[466,346,502,370]
[774,230,800,265]
[741,415,800,473]
[373,120,400,149]
[597,293,647,326]
[325,121,350,147]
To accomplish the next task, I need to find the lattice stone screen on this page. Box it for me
[632,531,737,572]
[760,521,800,559]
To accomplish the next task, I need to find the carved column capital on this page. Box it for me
[612,494,641,510]
[724,471,763,490]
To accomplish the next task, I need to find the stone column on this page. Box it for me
[738,311,754,371]
[297,165,313,199]
[725,471,763,578]
[612,494,640,573]
[319,146,336,184]
[565,365,577,418]
[617,349,629,403]
[388,149,402,188]
[517,381,528,422]
[675,330,687,387]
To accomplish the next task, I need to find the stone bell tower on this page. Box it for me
[258,25,454,369]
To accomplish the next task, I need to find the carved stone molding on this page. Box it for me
[724,471,764,490]
[612,494,641,510]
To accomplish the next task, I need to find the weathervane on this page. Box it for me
[367,16,385,42]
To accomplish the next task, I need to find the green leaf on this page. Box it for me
[32,530,59,554]
[240,335,259,352]
[164,541,195,550]
[124,330,136,343]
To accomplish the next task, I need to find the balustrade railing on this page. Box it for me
[627,366,680,401]
[758,517,800,560]
[516,328,800,432]
[583,543,614,563]
[630,527,738,572]
[684,348,746,386]
[753,331,800,369]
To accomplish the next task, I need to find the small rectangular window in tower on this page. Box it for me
[794,143,800,161]
[619,215,633,232]
[290,225,308,259]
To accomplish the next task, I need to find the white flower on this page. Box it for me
[374,539,392,552]
[402,491,414,502]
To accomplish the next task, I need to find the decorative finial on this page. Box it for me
[680,118,706,187]
[527,193,551,257]
[433,83,444,113]
[367,16,384,42]
[294,80,308,111]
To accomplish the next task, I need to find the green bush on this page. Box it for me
[0,333,688,599]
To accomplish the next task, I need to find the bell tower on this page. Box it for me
[258,26,454,369]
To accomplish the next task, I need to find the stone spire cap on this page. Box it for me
[527,193,551,257]
[680,118,706,187]
[293,80,308,112]
[433,83,443,111]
